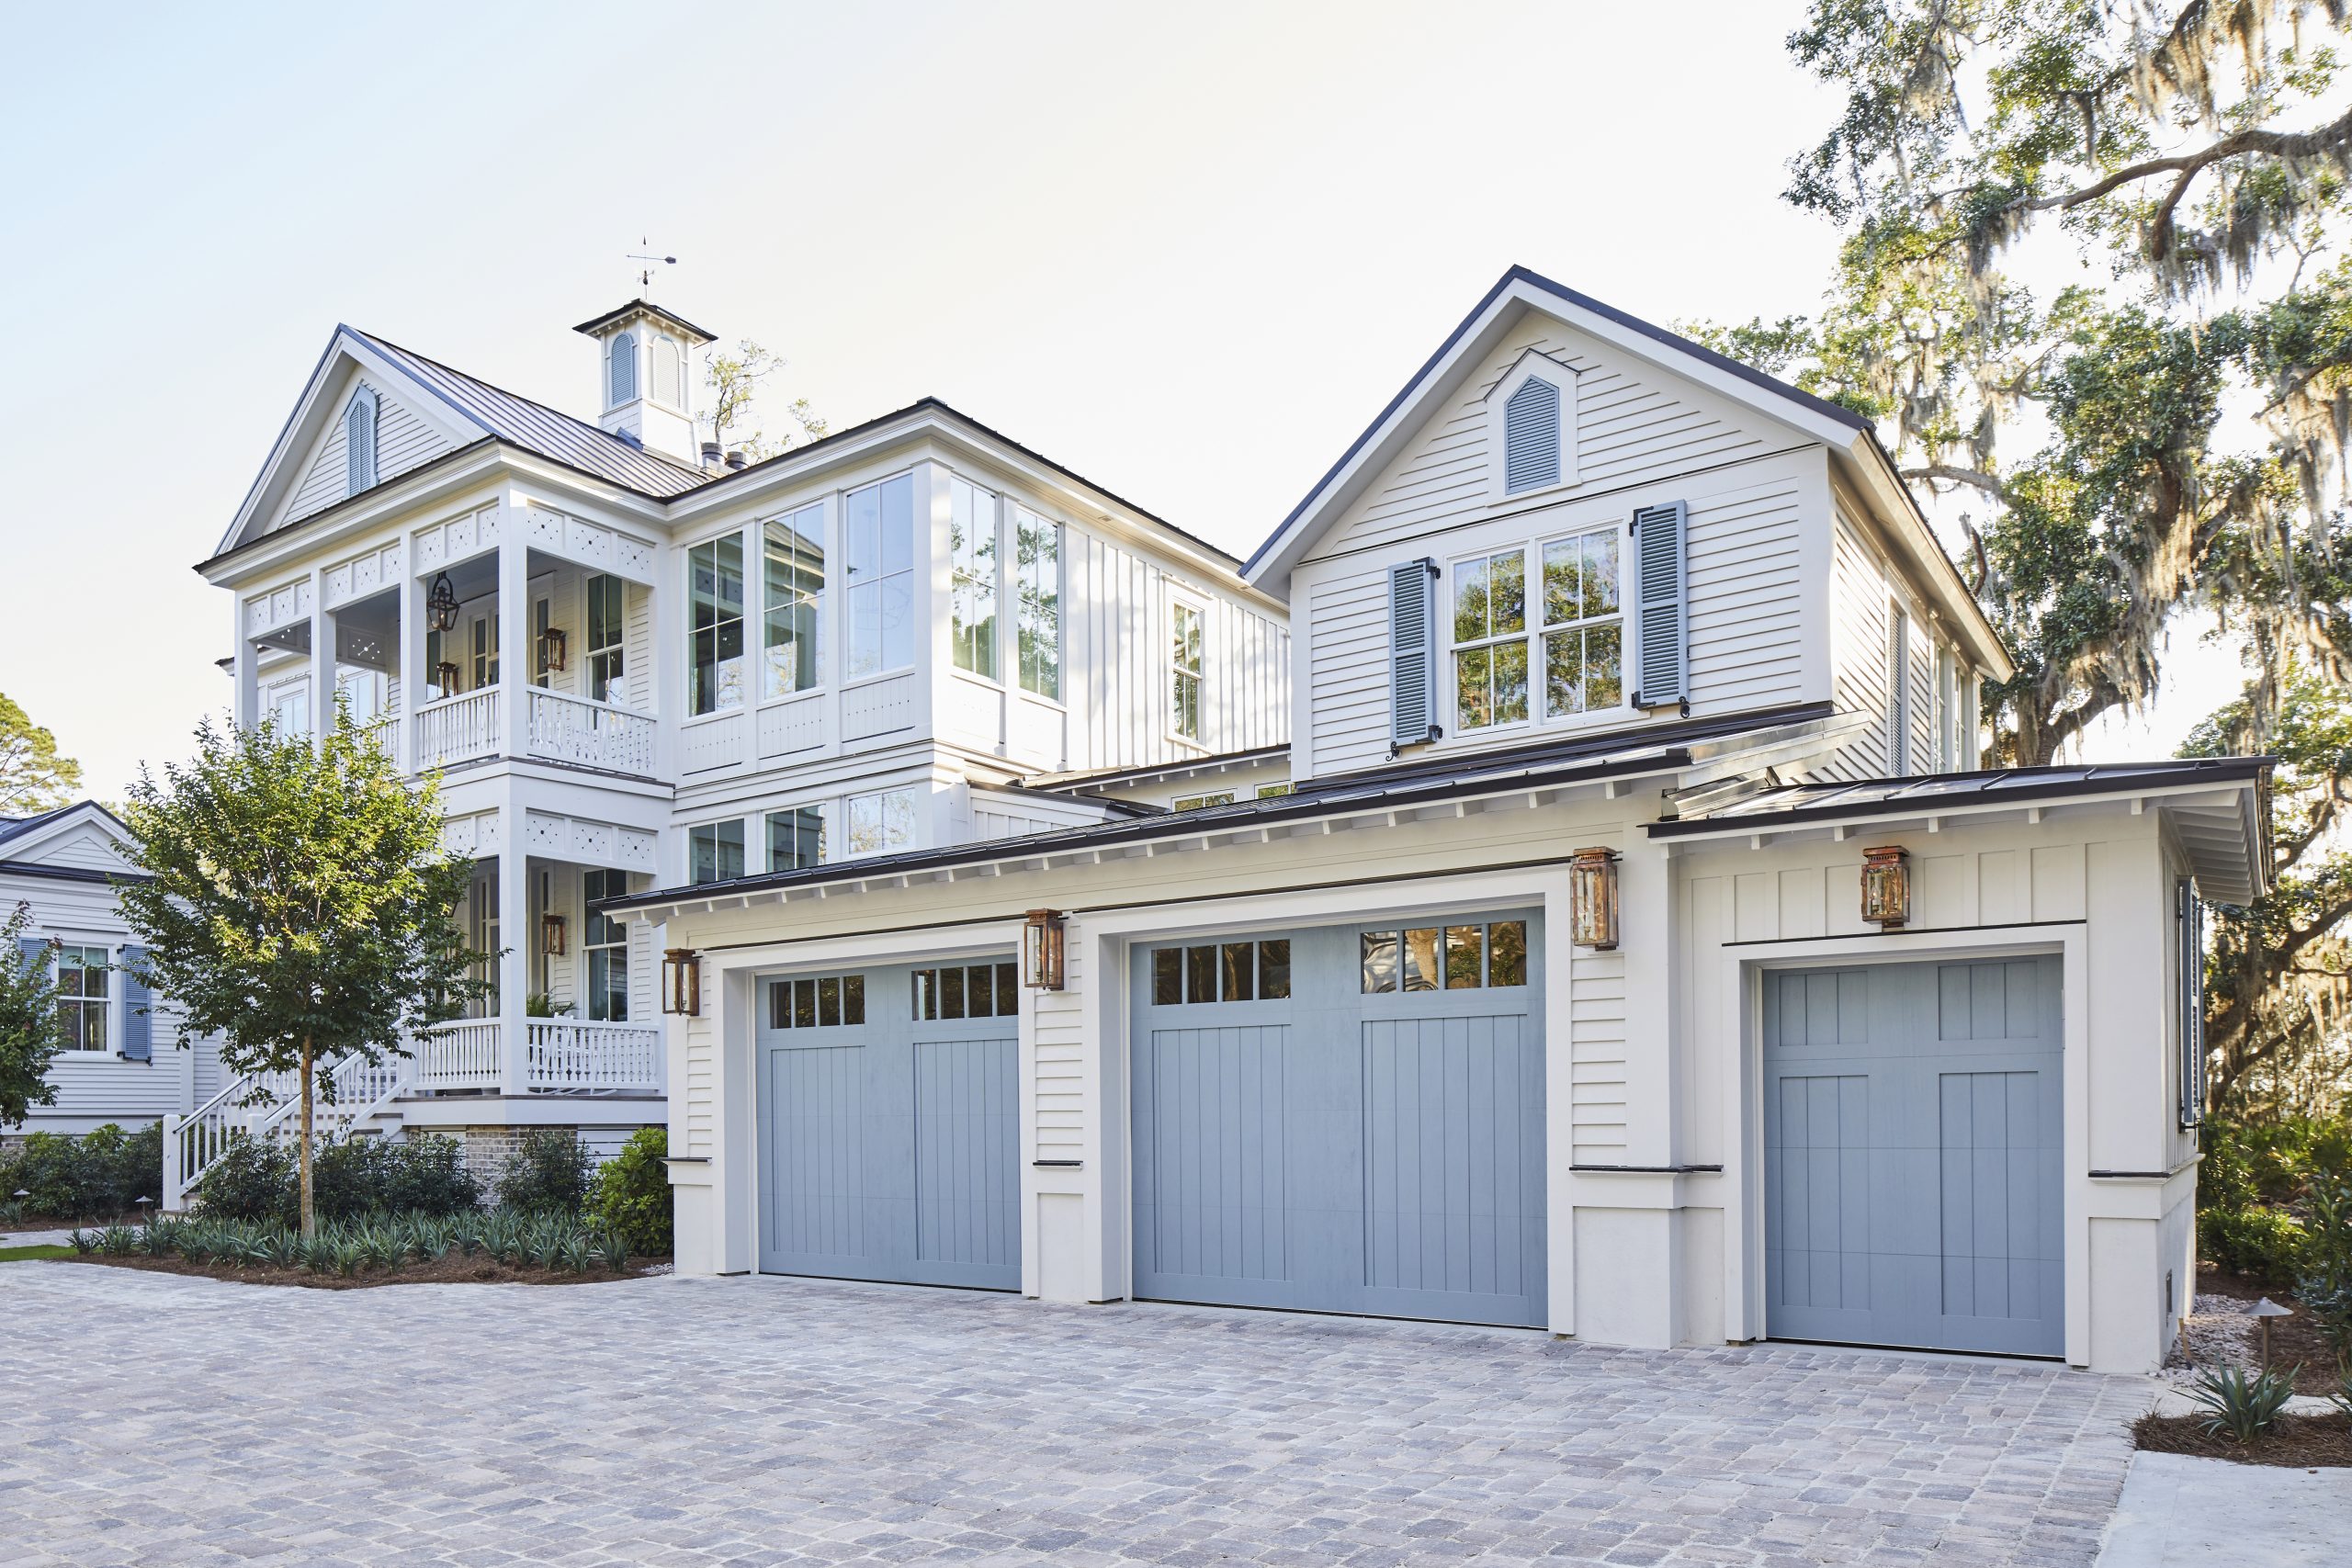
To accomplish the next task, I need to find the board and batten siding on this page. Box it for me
[1294,447,1830,781]
[280,381,454,530]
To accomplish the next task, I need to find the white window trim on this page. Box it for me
[1166,590,1210,749]
[947,477,1004,689]
[842,469,919,685]
[757,500,831,707]
[842,786,921,859]
[1012,505,1066,705]
[1444,546,1533,739]
[762,799,831,873]
[684,525,750,722]
[685,817,749,885]
[1442,521,1634,741]
[1485,348,1581,503]
[52,942,116,1055]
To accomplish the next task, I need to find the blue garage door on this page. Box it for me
[757,959,1021,1290]
[1130,911,1546,1327]
[1762,956,2064,1357]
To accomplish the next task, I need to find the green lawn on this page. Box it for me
[0,1244,76,1261]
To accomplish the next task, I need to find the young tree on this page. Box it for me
[113,713,488,1235]
[0,691,84,816]
[702,337,829,461]
[0,902,65,1129]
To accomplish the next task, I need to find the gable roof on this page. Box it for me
[0,801,139,884]
[1242,265,2010,679]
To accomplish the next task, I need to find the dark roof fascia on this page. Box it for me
[195,436,502,576]
[0,861,144,886]
[1645,758,2275,840]
[601,739,1713,917]
[1243,264,1871,577]
[571,299,719,344]
[0,799,131,850]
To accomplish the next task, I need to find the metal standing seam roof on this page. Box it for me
[597,704,1838,917]
[351,330,711,500]
[1645,758,2273,836]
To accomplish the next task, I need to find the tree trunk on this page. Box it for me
[298,1035,315,1240]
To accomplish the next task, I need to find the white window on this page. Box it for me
[335,668,382,726]
[1256,781,1295,798]
[845,789,916,857]
[1450,548,1529,731]
[1015,508,1061,701]
[949,478,999,680]
[845,473,915,680]
[1538,525,1624,716]
[1171,792,1233,811]
[689,819,746,885]
[531,593,554,691]
[1887,604,1913,777]
[582,868,629,1023]
[762,504,824,699]
[608,332,637,406]
[470,614,500,693]
[55,945,108,1052]
[587,574,627,705]
[1169,599,1205,742]
[765,805,826,871]
[266,678,310,737]
[688,535,745,716]
[469,872,499,1019]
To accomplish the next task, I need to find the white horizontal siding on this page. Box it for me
[1807,511,1894,783]
[282,381,456,528]
[1306,570,1391,777]
[1567,946,1628,1162]
[1683,473,1807,713]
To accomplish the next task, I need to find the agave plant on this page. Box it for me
[69,1228,98,1256]
[2187,1363,2297,1442]
[593,1227,629,1273]
[141,1219,183,1258]
[99,1224,141,1257]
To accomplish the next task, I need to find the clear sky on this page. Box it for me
[0,0,2235,798]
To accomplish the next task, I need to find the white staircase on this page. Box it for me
[163,1052,411,1211]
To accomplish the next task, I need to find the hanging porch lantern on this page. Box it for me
[1568,847,1622,951]
[539,912,568,956]
[662,948,702,1016]
[1860,846,1911,929]
[1022,909,1067,990]
[425,571,461,633]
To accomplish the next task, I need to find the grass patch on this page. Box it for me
[0,1244,77,1261]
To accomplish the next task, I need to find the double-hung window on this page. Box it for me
[470,614,499,692]
[762,503,824,699]
[586,574,626,705]
[582,868,629,1022]
[1888,604,1913,777]
[1539,526,1623,716]
[268,679,311,737]
[846,788,915,857]
[1170,600,1204,742]
[949,479,999,680]
[688,536,745,716]
[1015,507,1061,700]
[1451,549,1528,730]
[766,805,825,871]
[55,945,108,1052]
[689,820,746,885]
[845,473,915,679]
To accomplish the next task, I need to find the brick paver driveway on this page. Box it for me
[0,1262,2147,1566]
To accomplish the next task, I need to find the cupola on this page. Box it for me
[571,299,717,463]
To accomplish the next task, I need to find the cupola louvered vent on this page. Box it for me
[1389,557,1440,748]
[1502,377,1561,494]
[1631,500,1687,707]
[609,331,637,405]
[345,388,379,495]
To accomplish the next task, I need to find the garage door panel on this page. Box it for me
[912,1034,1019,1280]
[763,1043,871,1266]
[1763,957,2063,1356]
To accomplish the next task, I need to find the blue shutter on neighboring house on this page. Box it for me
[119,944,152,1062]
[1632,501,1689,709]
[1389,558,1440,749]
[1502,378,1561,494]
[345,388,379,494]
[17,935,47,979]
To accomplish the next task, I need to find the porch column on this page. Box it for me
[309,566,335,741]
[498,530,530,761]
[231,595,258,730]
[397,555,424,773]
[497,816,530,1098]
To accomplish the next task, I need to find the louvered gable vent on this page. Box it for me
[1632,500,1687,707]
[1388,557,1440,748]
[1502,377,1561,494]
[345,387,379,495]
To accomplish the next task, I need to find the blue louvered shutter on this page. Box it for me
[2178,883,2206,1127]
[610,332,637,404]
[1389,558,1440,748]
[1502,378,1561,494]
[1632,501,1688,707]
[17,935,47,979]
[119,944,152,1062]
[345,388,379,494]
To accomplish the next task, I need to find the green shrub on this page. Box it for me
[2199,1204,2308,1280]
[587,1127,672,1257]
[497,1128,593,1213]
[2199,1115,2352,1213]
[2297,1171,2352,1366]
[1,1122,165,1220]
[193,1136,298,1224]
[198,1134,480,1224]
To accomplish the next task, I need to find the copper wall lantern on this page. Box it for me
[1860,846,1911,929]
[1568,847,1622,951]
[662,948,702,1016]
[1023,909,1067,990]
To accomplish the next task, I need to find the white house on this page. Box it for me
[611,267,2267,1376]
[173,299,1288,1205]
[4,804,224,1138]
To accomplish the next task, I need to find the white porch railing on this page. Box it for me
[163,1051,410,1211]
[526,689,656,776]
[410,1018,503,1091]
[413,689,500,768]
[526,1021,663,1093]
[354,711,401,758]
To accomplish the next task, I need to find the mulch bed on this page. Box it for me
[2194,1266,2343,1393]
[2134,1412,2352,1468]
[71,1253,667,1290]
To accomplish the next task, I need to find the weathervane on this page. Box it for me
[628,237,677,293]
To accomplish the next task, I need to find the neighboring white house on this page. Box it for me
[3,804,224,1139]
[613,266,2267,1376]
[172,299,1289,1204]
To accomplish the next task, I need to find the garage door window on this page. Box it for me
[1362,919,1525,992]
[1148,939,1292,1005]
[767,974,865,1030]
[913,962,1019,1021]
